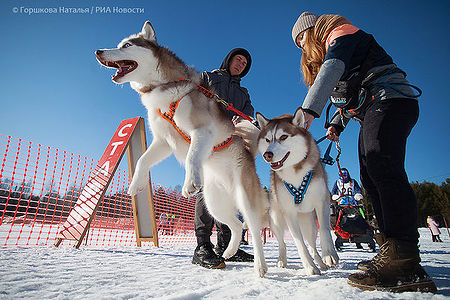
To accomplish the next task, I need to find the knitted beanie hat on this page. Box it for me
[292,12,319,47]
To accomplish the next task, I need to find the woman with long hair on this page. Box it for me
[291,12,436,293]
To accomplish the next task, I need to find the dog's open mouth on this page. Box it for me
[97,56,138,82]
[270,152,290,170]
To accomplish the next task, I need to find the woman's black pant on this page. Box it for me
[358,98,419,244]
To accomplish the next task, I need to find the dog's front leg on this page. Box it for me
[128,138,172,196]
[298,212,329,270]
[285,212,321,275]
[182,127,214,197]
[315,196,339,267]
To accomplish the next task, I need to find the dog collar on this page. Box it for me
[283,170,313,204]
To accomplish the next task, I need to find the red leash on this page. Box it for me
[333,141,346,200]
[335,141,345,180]
[220,102,253,121]
[179,78,253,122]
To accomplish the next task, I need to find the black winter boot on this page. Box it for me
[357,233,386,271]
[348,238,437,293]
[192,242,226,269]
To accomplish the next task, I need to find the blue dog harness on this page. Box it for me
[282,135,334,204]
[283,170,314,204]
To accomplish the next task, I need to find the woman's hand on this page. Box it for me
[326,126,340,141]
[303,111,315,130]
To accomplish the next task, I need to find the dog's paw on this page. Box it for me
[255,262,268,278]
[277,258,287,268]
[182,177,202,197]
[303,265,321,276]
[128,177,147,196]
[318,261,329,271]
[221,248,236,260]
[181,183,201,198]
[322,255,339,267]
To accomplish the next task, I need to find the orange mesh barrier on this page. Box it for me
[0,134,202,247]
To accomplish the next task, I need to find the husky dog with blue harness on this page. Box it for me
[256,107,339,275]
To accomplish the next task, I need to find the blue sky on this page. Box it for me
[1,0,449,191]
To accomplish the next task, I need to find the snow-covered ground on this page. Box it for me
[0,228,448,299]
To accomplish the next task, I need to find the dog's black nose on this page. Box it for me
[263,151,273,162]
[95,50,103,56]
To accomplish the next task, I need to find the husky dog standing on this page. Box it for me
[95,21,269,277]
[256,107,339,275]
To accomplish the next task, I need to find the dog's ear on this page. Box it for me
[141,21,156,42]
[292,106,306,128]
[256,112,269,129]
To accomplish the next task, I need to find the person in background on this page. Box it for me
[291,11,436,292]
[237,213,248,245]
[427,216,443,242]
[159,212,169,235]
[331,168,363,206]
[331,168,366,249]
[192,48,255,269]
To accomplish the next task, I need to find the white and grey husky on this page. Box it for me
[95,21,269,277]
[256,108,339,275]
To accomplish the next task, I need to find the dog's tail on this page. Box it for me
[234,120,260,158]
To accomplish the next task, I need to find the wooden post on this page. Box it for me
[126,118,159,247]
[55,117,158,248]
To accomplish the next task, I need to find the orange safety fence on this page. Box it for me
[0,134,204,247]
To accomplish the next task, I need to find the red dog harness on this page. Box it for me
[157,84,234,151]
